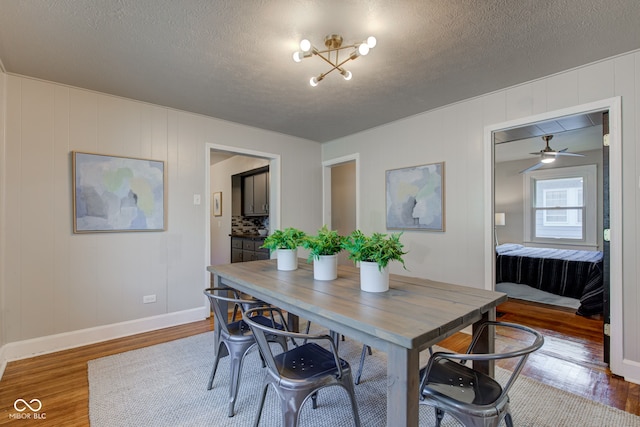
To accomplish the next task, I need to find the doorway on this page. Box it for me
[322,154,359,265]
[483,97,622,375]
[205,144,281,267]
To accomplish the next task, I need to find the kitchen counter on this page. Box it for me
[229,233,267,239]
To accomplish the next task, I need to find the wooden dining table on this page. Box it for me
[207,259,507,427]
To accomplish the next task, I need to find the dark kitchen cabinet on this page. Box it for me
[231,236,269,263]
[243,171,269,216]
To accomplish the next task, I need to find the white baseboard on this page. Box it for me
[0,305,209,380]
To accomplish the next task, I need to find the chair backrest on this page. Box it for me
[203,287,261,335]
[421,321,543,401]
[242,307,345,379]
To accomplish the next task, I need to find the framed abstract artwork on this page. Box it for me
[72,151,167,233]
[212,192,222,216]
[385,162,445,231]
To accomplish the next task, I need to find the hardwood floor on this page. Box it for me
[0,299,638,426]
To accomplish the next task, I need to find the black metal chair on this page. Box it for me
[303,320,371,385]
[243,306,362,427]
[419,321,544,427]
[203,287,289,417]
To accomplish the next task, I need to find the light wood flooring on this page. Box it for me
[0,299,638,426]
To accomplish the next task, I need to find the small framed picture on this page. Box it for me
[212,192,222,216]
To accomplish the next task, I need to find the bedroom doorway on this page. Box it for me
[484,97,622,373]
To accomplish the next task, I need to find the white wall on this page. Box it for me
[1,75,321,346]
[210,155,269,266]
[0,70,6,350]
[322,50,640,368]
[495,148,603,249]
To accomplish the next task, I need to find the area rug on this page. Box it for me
[88,328,640,426]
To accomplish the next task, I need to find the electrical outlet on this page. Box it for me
[193,194,201,205]
[143,294,156,304]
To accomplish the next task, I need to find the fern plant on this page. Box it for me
[260,227,306,250]
[302,225,345,262]
[341,230,407,270]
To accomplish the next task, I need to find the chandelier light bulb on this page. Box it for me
[341,70,352,81]
[292,51,302,62]
[358,43,370,56]
[299,39,311,52]
[310,76,320,87]
[366,36,377,48]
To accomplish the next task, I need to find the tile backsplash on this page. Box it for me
[231,216,268,235]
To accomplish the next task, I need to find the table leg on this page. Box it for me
[287,313,299,332]
[387,344,419,427]
[472,308,496,376]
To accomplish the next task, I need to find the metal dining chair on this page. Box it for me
[303,320,371,385]
[419,321,544,427]
[243,306,362,427]
[203,287,289,417]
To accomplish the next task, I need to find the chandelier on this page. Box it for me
[292,34,377,86]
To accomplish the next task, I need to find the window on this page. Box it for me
[524,165,597,246]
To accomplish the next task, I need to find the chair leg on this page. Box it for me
[228,349,248,417]
[435,407,445,427]
[207,341,226,390]
[253,383,269,427]
[279,389,308,427]
[355,344,369,385]
[342,376,362,427]
[504,413,514,427]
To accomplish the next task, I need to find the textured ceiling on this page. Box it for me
[0,0,639,143]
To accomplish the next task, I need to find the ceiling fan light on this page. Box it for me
[540,155,555,164]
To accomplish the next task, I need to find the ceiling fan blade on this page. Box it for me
[519,162,544,174]
[555,151,585,157]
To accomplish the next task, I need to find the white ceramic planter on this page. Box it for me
[313,254,338,280]
[276,248,298,271]
[359,261,389,292]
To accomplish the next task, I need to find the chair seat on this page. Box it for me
[421,358,503,406]
[276,342,349,380]
[226,315,285,338]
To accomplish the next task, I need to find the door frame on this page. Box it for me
[483,97,623,375]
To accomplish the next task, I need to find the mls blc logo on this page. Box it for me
[10,398,46,420]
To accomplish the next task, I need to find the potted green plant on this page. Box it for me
[260,227,306,271]
[341,230,407,292]
[302,225,345,280]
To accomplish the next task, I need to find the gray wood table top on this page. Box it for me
[208,259,507,352]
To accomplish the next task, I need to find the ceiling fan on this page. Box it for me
[519,135,585,173]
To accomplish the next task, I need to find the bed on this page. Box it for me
[496,243,604,316]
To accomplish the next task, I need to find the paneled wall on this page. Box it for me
[322,50,639,370]
[1,75,321,344]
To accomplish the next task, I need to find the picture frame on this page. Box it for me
[212,192,222,217]
[72,151,167,233]
[385,162,445,231]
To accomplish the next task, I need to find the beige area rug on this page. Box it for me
[88,327,640,426]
